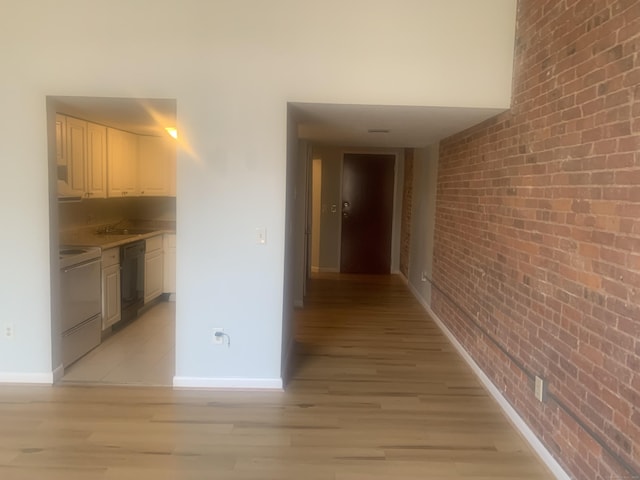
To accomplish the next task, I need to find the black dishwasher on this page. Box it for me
[120,240,145,323]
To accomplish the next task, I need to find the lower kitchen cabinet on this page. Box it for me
[101,248,121,330]
[144,235,164,304]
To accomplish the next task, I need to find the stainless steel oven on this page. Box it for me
[59,246,102,367]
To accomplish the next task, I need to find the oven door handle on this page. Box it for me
[62,258,101,274]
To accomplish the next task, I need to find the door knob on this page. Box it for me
[343,201,350,208]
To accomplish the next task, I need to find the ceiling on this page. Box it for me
[291,103,506,148]
[51,96,505,148]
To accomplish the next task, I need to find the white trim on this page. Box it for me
[52,364,65,383]
[173,376,283,390]
[406,281,571,480]
[281,335,295,386]
[0,372,54,385]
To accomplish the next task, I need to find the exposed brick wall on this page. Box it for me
[400,148,414,277]
[431,1,640,479]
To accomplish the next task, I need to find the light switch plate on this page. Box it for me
[256,227,267,245]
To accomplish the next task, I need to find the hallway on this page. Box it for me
[288,273,553,479]
[0,274,553,479]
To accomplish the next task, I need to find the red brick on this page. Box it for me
[431,3,640,478]
[593,138,617,154]
[614,168,640,184]
[605,152,635,169]
[617,135,640,152]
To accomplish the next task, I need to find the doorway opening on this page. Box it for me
[48,96,177,386]
[311,157,322,274]
[340,153,395,274]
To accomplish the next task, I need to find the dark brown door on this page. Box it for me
[340,153,395,274]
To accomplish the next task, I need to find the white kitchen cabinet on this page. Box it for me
[163,233,176,298]
[107,127,139,197]
[56,115,108,199]
[144,235,164,304]
[55,114,66,167]
[64,116,88,197]
[101,248,121,330]
[138,135,176,196]
[85,122,107,198]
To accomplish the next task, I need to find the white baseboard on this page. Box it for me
[0,371,54,385]
[173,376,283,390]
[406,281,571,480]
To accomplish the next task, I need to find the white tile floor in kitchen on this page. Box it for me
[61,301,175,386]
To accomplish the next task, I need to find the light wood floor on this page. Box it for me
[0,274,554,479]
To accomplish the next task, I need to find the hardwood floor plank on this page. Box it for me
[0,273,554,479]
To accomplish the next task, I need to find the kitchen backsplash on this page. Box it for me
[59,197,176,232]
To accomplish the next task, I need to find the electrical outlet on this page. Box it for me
[421,271,428,282]
[3,323,14,339]
[212,328,224,345]
[534,375,545,402]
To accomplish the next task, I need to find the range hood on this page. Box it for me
[57,180,82,202]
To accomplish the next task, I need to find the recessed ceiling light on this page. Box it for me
[165,127,178,139]
[368,129,390,134]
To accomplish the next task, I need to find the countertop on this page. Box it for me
[60,225,175,250]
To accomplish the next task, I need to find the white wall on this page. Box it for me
[0,0,517,385]
[408,146,440,301]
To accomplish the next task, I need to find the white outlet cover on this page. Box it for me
[213,328,224,345]
[534,376,545,402]
[4,324,13,338]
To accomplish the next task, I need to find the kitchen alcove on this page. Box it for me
[48,96,178,386]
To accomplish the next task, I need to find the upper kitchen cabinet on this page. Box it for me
[56,115,108,199]
[62,116,87,198]
[107,127,139,197]
[57,112,175,199]
[55,114,66,167]
[138,135,176,197]
[85,122,107,198]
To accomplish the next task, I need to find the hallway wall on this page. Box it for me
[406,145,439,300]
[399,149,413,277]
[431,1,640,479]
